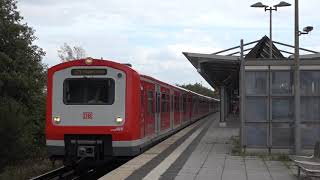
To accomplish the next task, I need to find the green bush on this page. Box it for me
[0,97,29,169]
[0,0,47,172]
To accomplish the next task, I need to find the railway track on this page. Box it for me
[30,157,130,180]
[30,165,75,180]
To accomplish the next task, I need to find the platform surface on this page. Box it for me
[100,113,299,180]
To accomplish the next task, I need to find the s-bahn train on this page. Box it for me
[46,58,219,162]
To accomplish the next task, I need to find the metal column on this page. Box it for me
[294,0,301,154]
[220,86,227,127]
[225,90,228,116]
[240,39,246,148]
[269,7,273,58]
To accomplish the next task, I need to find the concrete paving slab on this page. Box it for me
[270,174,297,180]
[178,167,201,175]
[174,174,196,180]
[195,174,221,180]
[244,156,260,160]
[246,168,269,174]
[265,160,283,165]
[247,172,272,180]
[196,167,223,175]
[221,171,247,180]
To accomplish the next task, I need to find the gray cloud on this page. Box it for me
[17,0,320,88]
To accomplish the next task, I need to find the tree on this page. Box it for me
[57,43,86,62]
[177,83,219,99]
[0,0,47,170]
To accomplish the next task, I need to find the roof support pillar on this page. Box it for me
[240,39,246,149]
[220,86,227,127]
[294,0,301,155]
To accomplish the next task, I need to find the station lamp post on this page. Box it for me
[294,0,314,155]
[251,1,291,59]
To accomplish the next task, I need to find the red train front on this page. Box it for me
[46,58,218,162]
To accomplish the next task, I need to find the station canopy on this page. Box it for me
[183,36,319,90]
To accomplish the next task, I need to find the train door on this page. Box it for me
[140,85,145,138]
[194,96,199,119]
[170,89,174,129]
[190,95,193,120]
[143,81,155,137]
[182,94,188,123]
[191,95,196,121]
[180,94,184,124]
[160,87,170,132]
[155,84,161,135]
[174,91,180,127]
[187,94,192,122]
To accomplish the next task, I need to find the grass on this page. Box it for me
[230,135,245,156]
[0,157,62,180]
[230,135,292,168]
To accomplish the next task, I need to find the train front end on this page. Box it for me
[46,58,140,162]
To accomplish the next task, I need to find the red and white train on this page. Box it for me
[46,58,219,161]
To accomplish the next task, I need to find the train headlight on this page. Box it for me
[53,116,61,124]
[85,57,93,65]
[115,117,123,124]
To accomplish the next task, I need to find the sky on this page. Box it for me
[18,0,320,89]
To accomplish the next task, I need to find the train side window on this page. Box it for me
[174,95,179,111]
[141,90,144,105]
[183,96,187,112]
[161,94,168,112]
[147,91,154,114]
[171,95,174,112]
[167,95,170,112]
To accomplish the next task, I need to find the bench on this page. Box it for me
[295,162,320,179]
[289,142,320,179]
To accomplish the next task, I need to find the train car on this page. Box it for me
[46,58,219,162]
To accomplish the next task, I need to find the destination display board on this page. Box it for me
[71,69,107,76]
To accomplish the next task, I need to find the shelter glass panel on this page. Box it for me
[301,125,320,147]
[245,97,267,122]
[301,97,320,121]
[246,124,268,147]
[271,125,294,147]
[272,98,294,121]
[301,71,320,95]
[271,71,293,94]
[245,71,267,95]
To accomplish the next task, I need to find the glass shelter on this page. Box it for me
[184,36,320,152]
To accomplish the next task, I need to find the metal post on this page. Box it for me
[294,0,301,154]
[220,86,226,127]
[225,90,228,116]
[240,39,246,148]
[269,9,273,59]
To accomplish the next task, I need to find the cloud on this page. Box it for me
[17,0,320,89]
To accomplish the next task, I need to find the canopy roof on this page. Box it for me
[183,36,319,90]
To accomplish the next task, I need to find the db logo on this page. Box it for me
[83,112,93,120]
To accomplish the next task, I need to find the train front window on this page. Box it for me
[64,78,115,105]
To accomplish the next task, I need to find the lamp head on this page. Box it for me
[303,26,314,33]
[251,2,267,8]
[274,1,291,7]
